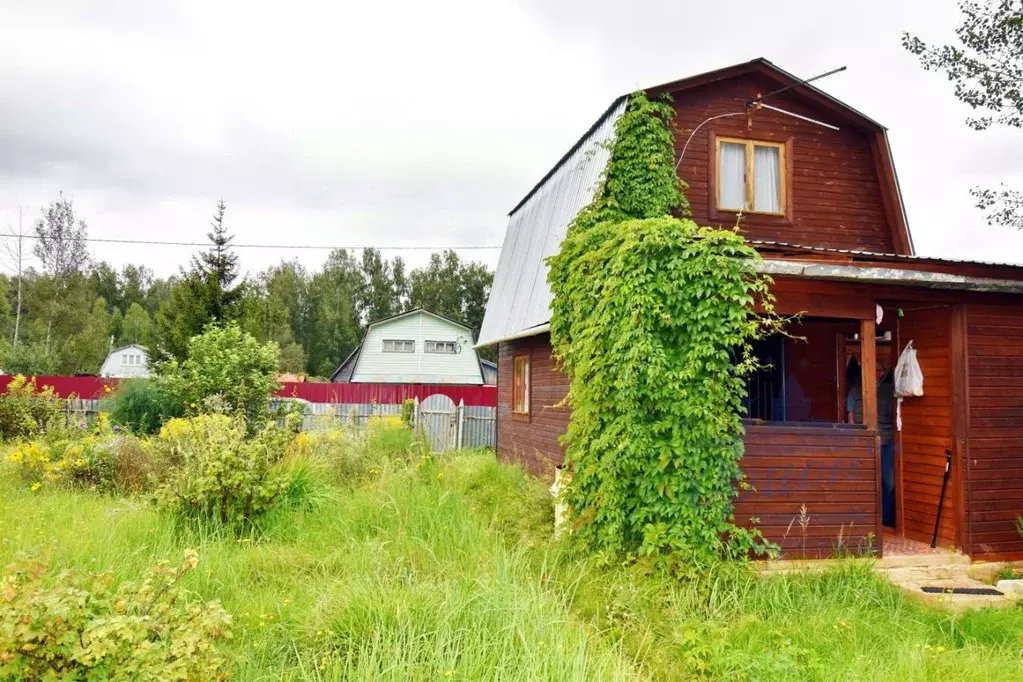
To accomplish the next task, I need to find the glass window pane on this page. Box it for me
[718,142,747,210]
[753,145,781,212]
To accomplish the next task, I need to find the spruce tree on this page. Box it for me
[191,199,240,321]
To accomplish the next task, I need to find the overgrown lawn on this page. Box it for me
[2,450,1021,680]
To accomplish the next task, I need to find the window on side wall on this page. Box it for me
[512,354,530,416]
[425,340,458,354]
[716,137,785,215]
[382,339,415,353]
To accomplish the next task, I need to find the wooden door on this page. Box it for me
[895,306,958,547]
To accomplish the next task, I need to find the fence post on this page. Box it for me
[456,399,464,450]
[413,396,420,430]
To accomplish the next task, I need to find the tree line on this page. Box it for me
[0,194,494,378]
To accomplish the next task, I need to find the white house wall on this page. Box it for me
[351,312,483,384]
[99,345,151,379]
[477,98,626,346]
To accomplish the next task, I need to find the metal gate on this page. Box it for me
[419,394,457,452]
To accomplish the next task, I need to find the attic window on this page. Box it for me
[383,339,415,353]
[425,340,458,354]
[716,137,785,215]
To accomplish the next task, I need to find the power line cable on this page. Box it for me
[0,232,501,251]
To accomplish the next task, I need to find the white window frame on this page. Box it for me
[382,339,415,353]
[425,340,458,354]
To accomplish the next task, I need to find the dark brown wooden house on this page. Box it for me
[477,58,1023,561]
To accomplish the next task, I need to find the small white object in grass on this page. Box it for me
[551,466,570,537]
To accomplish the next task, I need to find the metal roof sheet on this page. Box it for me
[477,98,626,347]
[749,240,1023,270]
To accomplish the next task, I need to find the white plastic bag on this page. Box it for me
[893,340,924,431]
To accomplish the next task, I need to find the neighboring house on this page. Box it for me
[99,344,151,379]
[480,359,497,386]
[331,309,484,385]
[478,57,1023,561]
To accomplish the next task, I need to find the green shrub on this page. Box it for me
[400,398,415,427]
[0,375,64,440]
[110,380,184,435]
[7,416,160,494]
[156,323,280,422]
[154,414,302,528]
[0,550,232,681]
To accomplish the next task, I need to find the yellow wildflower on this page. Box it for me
[29,482,41,492]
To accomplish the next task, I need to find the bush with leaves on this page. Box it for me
[400,397,416,427]
[157,323,280,422]
[7,414,160,494]
[547,92,778,569]
[0,375,64,440]
[0,550,232,681]
[110,379,184,435]
[154,414,303,528]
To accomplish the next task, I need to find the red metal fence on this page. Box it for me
[0,376,497,407]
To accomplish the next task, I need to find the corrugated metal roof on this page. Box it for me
[749,240,1023,270]
[477,98,626,347]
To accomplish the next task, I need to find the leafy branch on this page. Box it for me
[548,92,778,571]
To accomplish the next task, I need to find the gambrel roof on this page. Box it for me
[477,58,913,347]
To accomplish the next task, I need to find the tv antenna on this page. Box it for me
[675,65,847,171]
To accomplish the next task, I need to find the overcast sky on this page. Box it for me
[1,0,1021,278]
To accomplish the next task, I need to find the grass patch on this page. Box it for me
[2,446,1022,680]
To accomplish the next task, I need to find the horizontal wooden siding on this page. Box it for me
[966,303,1023,559]
[736,424,880,558]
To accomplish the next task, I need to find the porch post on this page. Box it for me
[860,317,878,430]
[861,316,882,554]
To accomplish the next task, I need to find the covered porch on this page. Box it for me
[736,275,965,558]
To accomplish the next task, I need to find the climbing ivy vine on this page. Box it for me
[547,91,778,569]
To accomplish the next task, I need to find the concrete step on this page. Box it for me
[879,565,971,583]
[878,553,970,570]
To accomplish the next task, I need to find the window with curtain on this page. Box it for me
[716,137,785,214]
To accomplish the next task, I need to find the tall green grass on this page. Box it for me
[2,449,1022,680]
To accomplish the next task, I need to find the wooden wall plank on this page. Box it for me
[966,303,1023,560]
[671,73,898,252]
[896,306,957,548]
[738,425,879,558]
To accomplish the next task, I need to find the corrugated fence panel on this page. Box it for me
[0,376,117,399]
[0,376,496,407]
[462,405,496,448]
[275,382,496,406]
[51,391,496,452]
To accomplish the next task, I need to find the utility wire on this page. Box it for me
[0,232,501,251]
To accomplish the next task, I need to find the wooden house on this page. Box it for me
[331,309,485,385]
[477,58,1023,561]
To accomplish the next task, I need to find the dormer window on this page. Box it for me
[716,137,786,215]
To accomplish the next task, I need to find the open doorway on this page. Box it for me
[885,303,959,549]
[839,334,896,530]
